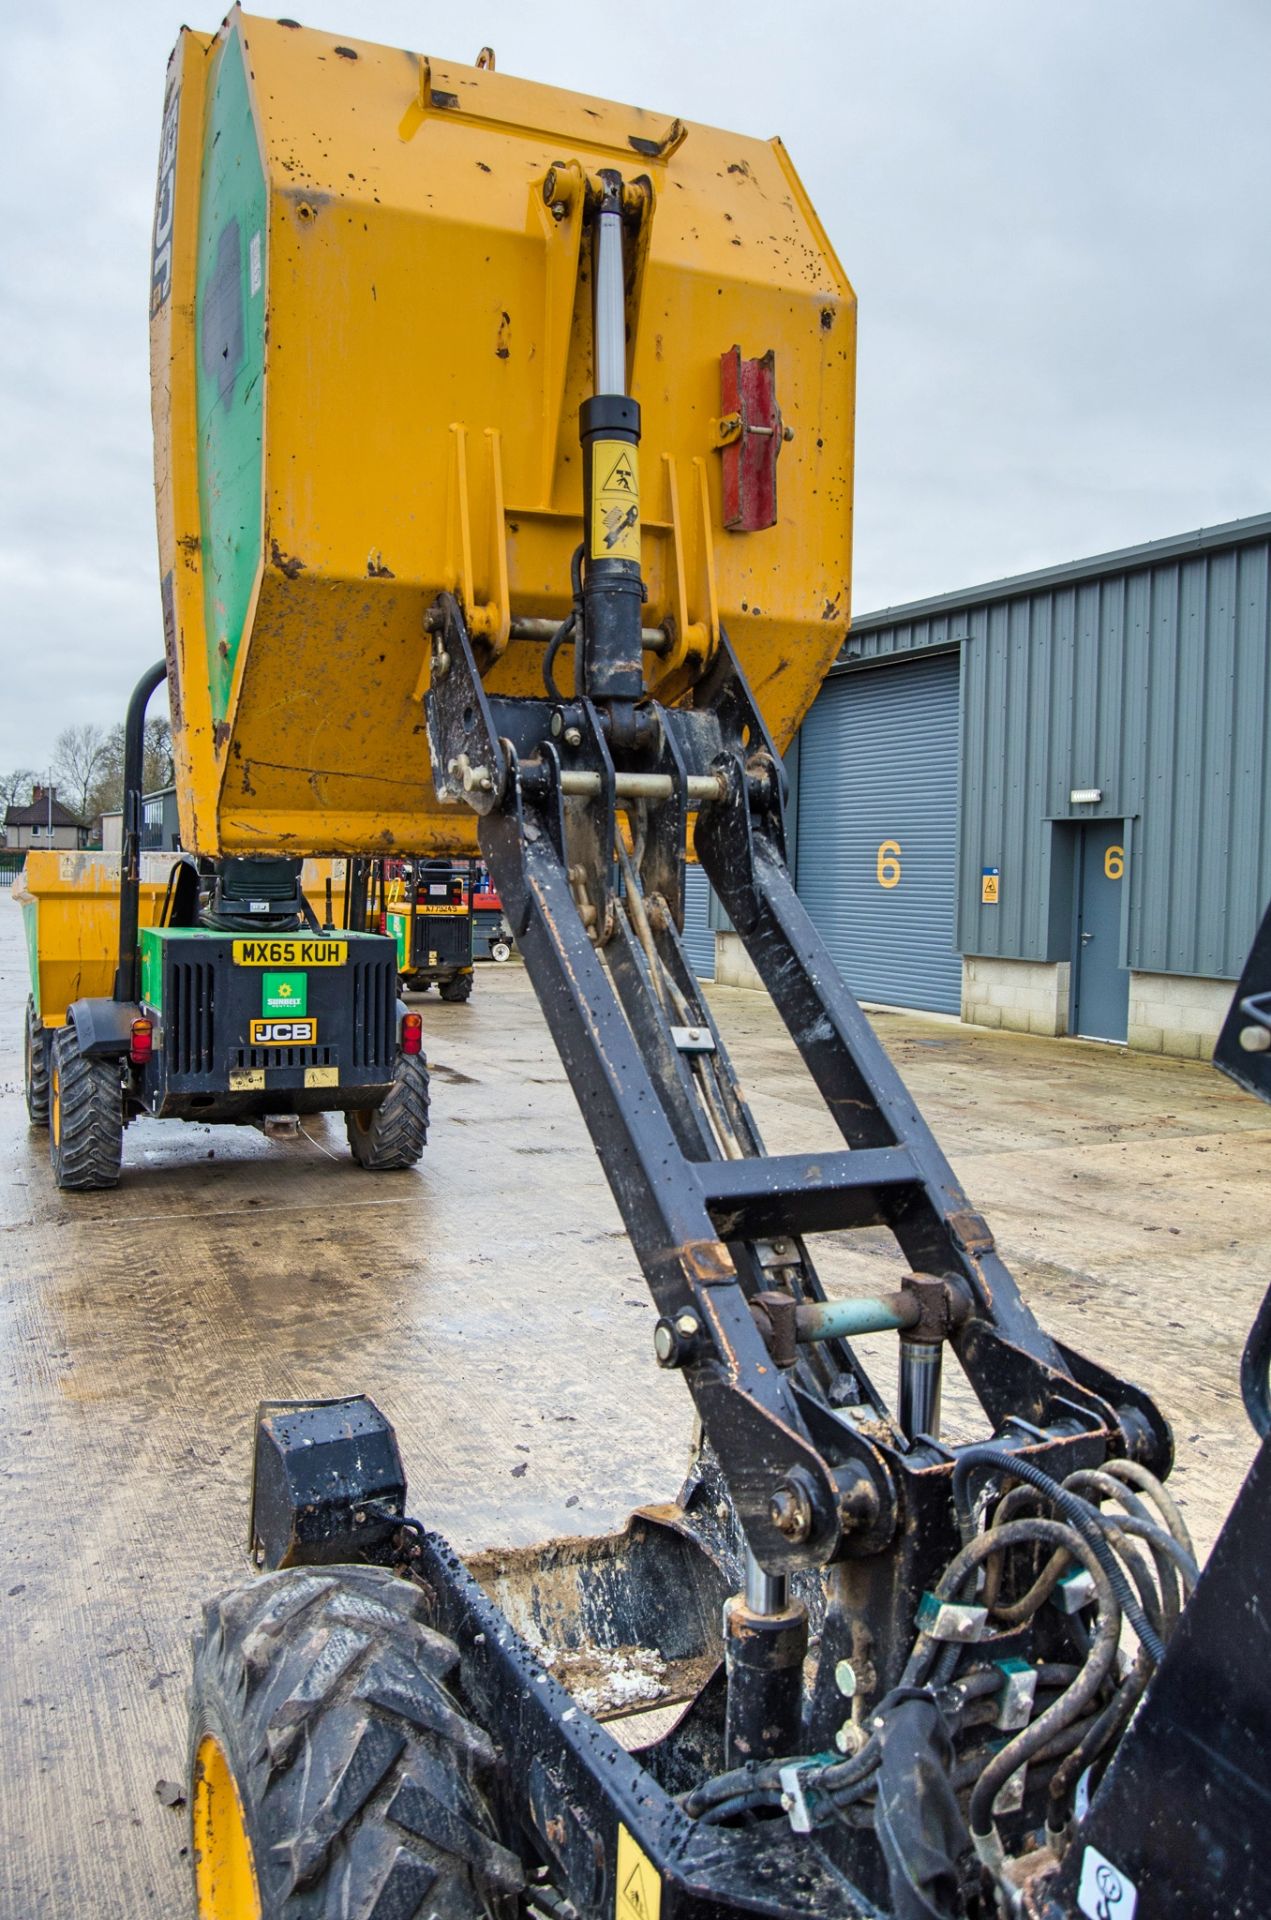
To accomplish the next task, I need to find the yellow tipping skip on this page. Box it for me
[151,10,855,857]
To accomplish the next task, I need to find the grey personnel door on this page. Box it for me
[1073,823,1129,1041]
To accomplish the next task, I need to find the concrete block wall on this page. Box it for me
[1128,972,1233,1059]
[962,956,1070,1037]
[713,931,764,991]
[717,940,1233,1061]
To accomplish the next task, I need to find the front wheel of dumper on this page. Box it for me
[189,1564,522,1919]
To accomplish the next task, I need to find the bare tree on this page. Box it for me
[52,724,110,822]
[0,769,36,846]
[145,716,174,792]
[84,718,176,823]
[0,769,36,813]
[87,726,124,822]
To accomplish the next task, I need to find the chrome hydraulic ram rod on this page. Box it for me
[557,770,726,802]
[509,615,671,654]
[579,170,644,711]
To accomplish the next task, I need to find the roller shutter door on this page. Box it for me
[797,653,961,1013]
[682,864,715,978]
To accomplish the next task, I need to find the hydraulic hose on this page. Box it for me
[698,1789,779,1825]
[950,1709,1105,1792]
[1100,1510,1197,1592]
[949,1520,1122,1846]
[981,1483,1050,1611]
[1100,1456,1195,1559]
[1046,1650,1151,1836]
[542,611,575,704]
[984,1474,1184,1631]
[1064,1468,1196,1634]
[987,1542,1071,1628]
[952,1446,1166,1665]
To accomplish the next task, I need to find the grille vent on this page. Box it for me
[352,954,396,1070]
[169,958,216,1076]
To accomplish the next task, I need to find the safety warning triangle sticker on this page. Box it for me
[601,448,637,494]
[615,1824,662,1920]
[591,440,641,563]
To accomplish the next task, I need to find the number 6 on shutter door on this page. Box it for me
[877,840,901,889]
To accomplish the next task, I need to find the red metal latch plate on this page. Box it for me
[719,345,781,532]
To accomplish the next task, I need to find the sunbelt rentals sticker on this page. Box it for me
[262,972,307,1016]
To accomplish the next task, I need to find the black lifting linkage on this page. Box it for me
[423,158,1171,1782]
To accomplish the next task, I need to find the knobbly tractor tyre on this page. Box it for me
[24,995,50,1128]
[403,973,433,993]
[49,1022,123,1190]
[189,1564,523,1920]
[346,1052,430,1170]
[439,972,474,1004]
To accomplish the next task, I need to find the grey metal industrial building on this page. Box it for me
[689,510,1271,1057]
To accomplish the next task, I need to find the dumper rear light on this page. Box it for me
[129,1018,154,1066]
[401,1013,423,1057]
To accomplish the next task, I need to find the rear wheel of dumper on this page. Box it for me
[439,972,473,1004]
[346,1053,430,1170]
[189,1564,522,1919]
[49,1022,123,1190]
[24,996,50,1128]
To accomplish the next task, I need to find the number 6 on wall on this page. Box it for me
[1104,844,1125,881]
[877,840,902,888]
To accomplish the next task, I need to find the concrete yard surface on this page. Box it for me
[1,894,1269,1913]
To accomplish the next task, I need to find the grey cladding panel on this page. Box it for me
[835,527,1271,982]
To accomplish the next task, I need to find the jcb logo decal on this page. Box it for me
[249,1019,317,1045]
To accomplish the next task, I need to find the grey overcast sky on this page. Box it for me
[2,1,1268,771]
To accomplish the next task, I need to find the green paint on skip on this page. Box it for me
[195,27,266,725]
[390,913,408,970]
[21,897,40,1011]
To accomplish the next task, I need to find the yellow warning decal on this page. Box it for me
[615,1824,661,1920]
[591,440,641,564]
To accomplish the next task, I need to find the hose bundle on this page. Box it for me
[680,1449,1195,1891]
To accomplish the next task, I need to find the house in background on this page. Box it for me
[3,785,89,852]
